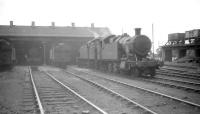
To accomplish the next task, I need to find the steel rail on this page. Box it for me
[44,71,108,114]
[157,71,200,81]
[74,69,200,108]
[155,76,200,86]
[64,70,158,114]
[139,78,200,93]
[163,64,197,70]
[161,66,199,72]
[28,66,44,114]
[161,67,188,72]
[158,69,200,78]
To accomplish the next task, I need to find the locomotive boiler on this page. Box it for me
[78,28,159,77]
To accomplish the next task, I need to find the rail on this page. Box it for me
[155,76,200,86]
[28,66,44,114]
[157,70,200,80]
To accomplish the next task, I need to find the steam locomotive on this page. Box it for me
[78,28,159,77]
[0,38,15,70]
[50,42,80,68]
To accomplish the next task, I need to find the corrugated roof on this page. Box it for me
[0,25,112,38]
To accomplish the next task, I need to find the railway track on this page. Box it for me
[155,73,200,84]
[67,66,200,114]
[161,67,195,72]
[158,66,200,78]
[46,69,157,114]
[157,69,200,81]
[159,67,200,76]
[20,66,42,114]
[30,66,107,114]
[153,68,200,93]
[138,76,200,94]
[164,64,198,71]
[155,75,200,86]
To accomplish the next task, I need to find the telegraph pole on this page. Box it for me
[42,42,46,65]
[152,23,155,58]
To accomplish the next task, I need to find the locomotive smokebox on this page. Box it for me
[135,28,141,35]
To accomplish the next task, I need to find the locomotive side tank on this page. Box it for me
[101,35,119,60]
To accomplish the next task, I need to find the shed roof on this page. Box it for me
[0,25,112,38]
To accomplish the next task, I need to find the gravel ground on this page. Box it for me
[0,66,28,114]
[47,69,147,114]
[156,75,200,84]
[68,66,200,106]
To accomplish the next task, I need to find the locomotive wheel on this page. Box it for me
[102,62,107,72]
[133,68,141,77]
[113,63,119,73]
[150,68,156,77]
[108,63,113,73]
[100,62,106,72]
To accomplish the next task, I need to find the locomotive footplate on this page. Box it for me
[127,60,158,68]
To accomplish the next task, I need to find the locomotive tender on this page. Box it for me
[78,28,159,77]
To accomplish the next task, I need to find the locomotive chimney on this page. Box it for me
[91,23,94,28]
[51,22,55,27]
[10,21,14,27]
[31,21,35,27]
[135,28,141,35]
[71,22,75,27]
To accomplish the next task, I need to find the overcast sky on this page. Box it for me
[0,0,200,50]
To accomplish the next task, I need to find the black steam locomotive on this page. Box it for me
[0,38,15,70]
[78,28,159,77]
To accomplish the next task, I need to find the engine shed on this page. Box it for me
[0,21,111,65]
